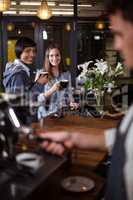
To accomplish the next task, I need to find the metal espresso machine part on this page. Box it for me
[0,93,67,200]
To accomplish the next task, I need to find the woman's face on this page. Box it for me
[48,48,61,67]
[20,47,36,65]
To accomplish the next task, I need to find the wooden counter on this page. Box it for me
[32,115,118,169]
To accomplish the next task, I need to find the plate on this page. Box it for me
[61,176,95,192]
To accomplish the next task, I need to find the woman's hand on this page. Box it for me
[37,74,48,85]
[44,82,60,98]
[51,82,60,92]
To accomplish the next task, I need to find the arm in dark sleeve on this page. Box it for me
[30,83,44,102]
[10,73,27,94]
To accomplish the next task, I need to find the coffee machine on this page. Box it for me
[0,93,67,200]
[0,93,33,159]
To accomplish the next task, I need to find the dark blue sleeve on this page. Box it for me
[10,72,29,94]
[30,83,44,102]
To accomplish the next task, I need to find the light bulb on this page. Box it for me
[37,1,52,20]
[0,0,10,11]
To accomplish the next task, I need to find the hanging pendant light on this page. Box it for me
[7,22,15,32]
[37,0,52,20]
[0,0,11,12]
[95,21,105,30]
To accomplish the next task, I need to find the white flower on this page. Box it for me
[94,59,108,75]
[77,61,93,81]
[77,71,87,83]
[115,62,122,71]
[77,59,124,91]
[77,61,93,71]
[114,62,124,76]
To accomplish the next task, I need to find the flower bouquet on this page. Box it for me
[77,59,124,114]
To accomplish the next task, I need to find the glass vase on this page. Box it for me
[94,89,104,116]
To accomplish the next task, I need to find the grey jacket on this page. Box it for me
[3,59,32,93]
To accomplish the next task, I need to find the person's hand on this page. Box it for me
[51,82,60,93]
[70,102,79,110]
[40,131,74,155]
[44,82,60,98]
[36,74,48,85]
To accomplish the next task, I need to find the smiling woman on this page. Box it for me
[37,43,78,119]
[20,46,36,65]
[3,37,37,94]
[3,37,50,124]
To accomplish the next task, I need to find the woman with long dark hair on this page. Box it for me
[38,43,78,119]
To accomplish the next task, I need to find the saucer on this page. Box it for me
[61,176,95,192]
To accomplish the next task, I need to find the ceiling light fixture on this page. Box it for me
[65,23,71,32]
[43,30,48,40]
[52,11,73,15]
[7,22,15,31]
[3,10,16,14]
[52,8,73,11]
[11,1,16,5]
[0,0,11,12]
[37,0,52,20]
[94,35,101,40]
[95,21,105,30]
[20,1,55,6]
[17,29,22,35]
[78,4,93,7]
[59,4,73,7]
[19,11,36,15]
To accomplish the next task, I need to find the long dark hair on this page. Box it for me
[44,43,66,78]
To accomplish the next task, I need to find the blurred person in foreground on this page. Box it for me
[37,43,78,119]
[41,0,133,199]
